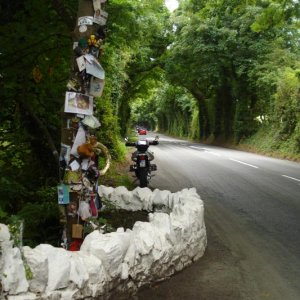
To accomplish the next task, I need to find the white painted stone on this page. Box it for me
[77,251,108,284]
[81,230,131,278]
[69,252,89,289]
[123,239,137,269]
[0,223,11,249]
[132,221,156,256]
[36,244,71,292]
[152,189,171,207]
[149,212,176,245]
[41,289,80,300]
[110,186,133,209]
[121,262,129,280]
[78,252,108,298]
[132,187,153,211]
[0,224,29,294]
[7,292,37,299]
[98,185,114,198]
[1,247,29,294]
[23,246,48,293]
[0,186,207,299]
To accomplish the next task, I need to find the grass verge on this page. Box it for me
[100,151,136,189]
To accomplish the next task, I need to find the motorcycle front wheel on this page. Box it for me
[139,168,148,188]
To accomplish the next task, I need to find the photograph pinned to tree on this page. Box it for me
[82,115,101,129]
[85,54,105,79]
[76,55,86,72]
[93,10,108,25]
[89,76,105,97]
[64,92,93,115]
[60,143,71,165]
[57,184,70,205]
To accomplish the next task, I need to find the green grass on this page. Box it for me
[238,126,300,162]
[99,152,136,189]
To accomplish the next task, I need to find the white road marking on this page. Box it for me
[190,146,221,156]
[204,150,222,157]
[229,158,259,169]
[282,175,300,182]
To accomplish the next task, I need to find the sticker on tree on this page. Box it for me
[78,16,93,26]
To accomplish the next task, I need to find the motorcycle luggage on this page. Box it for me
[151,164,157,171]
[136,140,149,152]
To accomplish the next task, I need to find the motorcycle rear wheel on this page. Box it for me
[139,168,148,188]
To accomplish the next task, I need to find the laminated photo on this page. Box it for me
[64,92,93,115]
[76,55,86,72]
[57,184,70,205]
[89,76,105,97]
[93,10,108,25]
[60,143,71,164]
[85,55,105,79]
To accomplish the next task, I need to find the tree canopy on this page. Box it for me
[132,0,300,151]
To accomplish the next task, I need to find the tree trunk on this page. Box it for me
[59,0,110,247]
[73,1,95,40]
[190,86,210,140]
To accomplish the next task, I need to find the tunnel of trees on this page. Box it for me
[0,0,299,245]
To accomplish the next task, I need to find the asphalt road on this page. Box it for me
[137,133,300,300]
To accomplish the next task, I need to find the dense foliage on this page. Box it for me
[132,0,300,157]
[0,0,76,241]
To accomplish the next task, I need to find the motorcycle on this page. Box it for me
[125,137,159,188]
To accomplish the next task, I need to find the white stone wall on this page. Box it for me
[0,186,207,299]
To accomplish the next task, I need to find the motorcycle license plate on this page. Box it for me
[139,160,146,167]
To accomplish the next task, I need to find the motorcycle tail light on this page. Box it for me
[139,155,145,160]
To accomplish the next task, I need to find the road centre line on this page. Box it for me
[189,146,258,168]
[188,146,299,181]
[282,175,300,182]
[204,150,222,157]
[229,158,259,169]
[189,146,221,156]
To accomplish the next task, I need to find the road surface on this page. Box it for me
[137,133,300,300]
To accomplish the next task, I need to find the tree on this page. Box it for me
[0,0,74,211]
[162,0,300,147]
[0,0,77,244]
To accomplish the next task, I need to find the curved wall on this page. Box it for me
[0,186,207,299]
